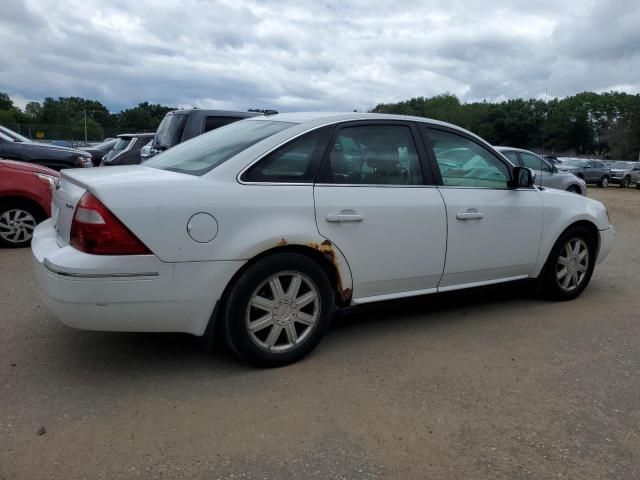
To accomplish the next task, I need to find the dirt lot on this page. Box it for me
[1,187,639,479]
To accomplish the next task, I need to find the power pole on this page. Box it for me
[84,110,88,145]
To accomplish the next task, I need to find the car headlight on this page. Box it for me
[76,156,94,168]
[34,173,59,190]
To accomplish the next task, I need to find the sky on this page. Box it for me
[1,0,639,113]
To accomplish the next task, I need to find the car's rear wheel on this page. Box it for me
[599,176,609,188]
[222,253,334,367]
[0,201,41,248]
[541,226,596,301]
[620,177,630,188]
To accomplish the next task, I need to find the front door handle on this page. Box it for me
[456,210,484,221]
[326,213,364,223]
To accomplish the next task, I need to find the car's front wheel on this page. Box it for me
[620,177,630,188]
[599,176,609,188]
[541,226,596,300]
[566,185,581,194]
[222,253,334,367]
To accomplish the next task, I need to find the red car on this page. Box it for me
[0,159,59,247]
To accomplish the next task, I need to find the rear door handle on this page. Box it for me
[456,211,484,221]
[326,213,364,223]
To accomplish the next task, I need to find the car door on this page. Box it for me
[632,163,640,183]
[314,121,447,301]
[583,161,598,183]
[422,126,544,288]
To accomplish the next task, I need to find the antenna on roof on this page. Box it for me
[540,88,548,190]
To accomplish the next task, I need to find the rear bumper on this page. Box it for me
[31,219,244,336]
[596,226,614,265]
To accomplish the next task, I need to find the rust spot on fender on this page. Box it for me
[277,238,287,247]
[307,239,352,302]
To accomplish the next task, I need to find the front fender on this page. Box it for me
[532,189,610,277]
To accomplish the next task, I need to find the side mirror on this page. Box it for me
[552,165,558,173]
[584,164,592,169]
[510,166,535,189]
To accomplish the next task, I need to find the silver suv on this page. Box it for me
[496,147,587,195]
[608,161,640,188]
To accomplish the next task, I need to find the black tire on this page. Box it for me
[540,226,596,301]
[636,182,640,190]
[566,185,581,194]
[0,200,43,248]
[222,253,334,367]
[598,176,609,188]
[620,177,630,188]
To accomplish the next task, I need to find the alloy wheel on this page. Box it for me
[556,238,589,292]
[0,209,37,244]
[601,177,609,187]
[245,271,320,352]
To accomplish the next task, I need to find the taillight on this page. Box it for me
[70,192,151,255]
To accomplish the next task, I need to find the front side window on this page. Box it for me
[242,127,331,182]
[319,124,424,185]
[146,120,294,176]
[427,129,509,189]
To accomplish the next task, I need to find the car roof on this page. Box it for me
[167,109,261,118]
[244,112,487,143]
[494,146,538,154]
[117,133,156,139]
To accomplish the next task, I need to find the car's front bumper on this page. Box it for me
[596,226,614,265]
[31,219,244,335]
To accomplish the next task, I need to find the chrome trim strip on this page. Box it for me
[44,259,159,279]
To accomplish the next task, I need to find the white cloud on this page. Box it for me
[1,0,639,112]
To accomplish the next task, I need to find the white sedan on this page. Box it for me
[32,113,614,366]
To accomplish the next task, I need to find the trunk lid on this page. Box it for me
[52,165,187,246]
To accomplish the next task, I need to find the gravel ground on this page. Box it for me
[1,187,639,479]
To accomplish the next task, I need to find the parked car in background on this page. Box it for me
[139,140,153,162]
[496,147,587,194]
[557,159,611,187]
[80,138,117,166]
[0,125,93,170]
[32,113,613,367]
[0,160,59,247]
[101,133,155,166]
[608,161,640,188]
[149,109,262,157]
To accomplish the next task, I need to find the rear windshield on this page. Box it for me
[112,138,131,152]
[154,113,188,148]
[145,120,294,175]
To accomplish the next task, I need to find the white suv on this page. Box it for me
[32,113,614,366]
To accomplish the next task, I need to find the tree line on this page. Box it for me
[0,93,175,142]
[373,92,640,160]
[1,91,639,159]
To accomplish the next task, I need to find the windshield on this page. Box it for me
[611,161,633,169]
[562,159,586,167]
[154,113,188,148]
[145,120,294,176]
[0,126,31,142]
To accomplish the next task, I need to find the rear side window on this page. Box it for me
[112,138,132,152]
[204,116,242,132]
[242,127,332,183]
